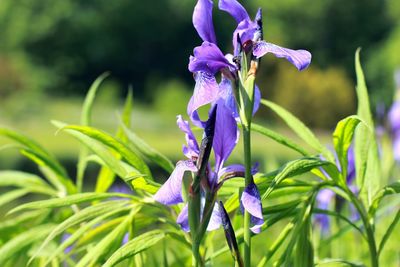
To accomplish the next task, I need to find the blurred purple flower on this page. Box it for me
[315,188,335,233]
[219,0,311,70]
[388,100,400,161]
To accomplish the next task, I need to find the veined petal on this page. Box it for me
[218,0,249,23]
[207,203,222,231]
[193,0,217,44]
[153,160,197,205]
[218,77,239,120]
[177,115,200,158]
[187,72,220,116]
[213,98,239,172]
[253,41,312,71]
[241,182,264,233]
[189,42,234,74]
[176,204,190,232]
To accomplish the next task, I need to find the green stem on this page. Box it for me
[347,190,379,267]
[242,125,252,267]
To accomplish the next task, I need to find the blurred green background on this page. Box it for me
[0,0,400,171]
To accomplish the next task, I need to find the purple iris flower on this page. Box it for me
[154,102,263,233]
[188,0,261,126]
[219,0,312,71]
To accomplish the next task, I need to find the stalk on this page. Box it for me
[347,189,379,267]
[242,125,253,267]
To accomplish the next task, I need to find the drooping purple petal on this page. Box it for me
[189,42,235,74]
[218,77,239,120]
[177,115,200,159]
[193,0,217,44]
[253,41,312,71]
[176,204,190,232]
[176,202,221,232]
[154,160,197,205]
[207,203,222,231]
[187,72,220,117]
[217,163,258,180]
[218,0,249,23]
[213,99,239,172]
[241,182,263,233]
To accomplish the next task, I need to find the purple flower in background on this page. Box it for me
[315,188,335,233]
[388,100,400,161]
[219,0,312,71]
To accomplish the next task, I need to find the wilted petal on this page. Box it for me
[253,41,312,71]
[213,99,239,172]
[187,72,220,116]
[176,204,190,232]
[177,115,200,158]
[189,42,234,74]
[154,160,197,205]
[241,182,264,233]
[218,0,249,23]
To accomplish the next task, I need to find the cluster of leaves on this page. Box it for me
[0,51,399,266]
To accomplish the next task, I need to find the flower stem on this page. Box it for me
[242,125,252,267]
[347,189,379,267]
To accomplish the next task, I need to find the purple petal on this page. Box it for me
[207,203,222,231]
[253,85,261,116]
[193,0,217,44]
[253,41,312,71]
[315,189,335,233]
[241,182,263,233]
[176,203,221,232]
[389,101,400,134]
[218,164,245,178]
[218,0,249,23]
[187,72,220,116]
[176,204,190,232]
[177,115,200,159]
[232,19,259,52]
[346,146,356,183]
[213,99,239,172]
[218,77,239,121]
[153,160,197,205]
[189,42,234,74]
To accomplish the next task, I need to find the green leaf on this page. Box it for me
[0,128,75,194]
[58,123,152,179]
[81,72,110,126]
[0,224,55,265]
[75,207,141,267]
[31,204,131,265]
[294,213,314,267]
[261,99,335,162]
[369,181,400,217]
[261,157,330,200]
[0,189,29,207]
[354,49,381,206]
[333,115,362,183]
[103,230,166,267]
[0,170,57,196]
[250,123,309,156]
[315,258,365,266]
[8,192,133,214]
[122,124,174,173]
[53,120,130,178]
[128,176,161,194]
[77,73,110,193]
